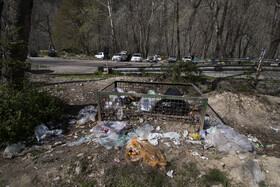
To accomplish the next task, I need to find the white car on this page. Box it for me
[183,56,192,62]
[131,53,142,62]
[155,55,161,61]
[95,52,104,59]
[112,53,128,61]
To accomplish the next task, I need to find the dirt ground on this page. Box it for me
[0,70,280,187]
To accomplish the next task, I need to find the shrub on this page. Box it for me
[164,61,201,83]
[0,83,67,146]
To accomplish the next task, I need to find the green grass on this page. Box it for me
[105,165,170,187]
[0,180,6,187]
[175,162,200,186]
[55,87,66,92]
[55,70,123,79]
[203,169,229,187]
[0,83,67,146]
[31,149,46,157]
[258,181,266,187]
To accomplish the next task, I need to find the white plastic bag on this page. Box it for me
[204,123,254,152]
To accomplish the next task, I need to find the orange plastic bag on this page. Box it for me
[125,138,167,167]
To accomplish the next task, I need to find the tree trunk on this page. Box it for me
[1,0,34,86]
[107,0,118,53]
[175,0,180,59]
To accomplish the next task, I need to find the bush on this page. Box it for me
[0,84,67,146]
[164,61,201,83]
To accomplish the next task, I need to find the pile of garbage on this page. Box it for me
[2,105,256,163]
[105,87,193,120]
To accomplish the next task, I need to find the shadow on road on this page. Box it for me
[28,69,55,74]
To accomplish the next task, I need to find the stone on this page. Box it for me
[53,176,60,181]
[75,164,82,175]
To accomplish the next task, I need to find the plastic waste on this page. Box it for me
[270,126,279,132]
[134,124,154,140]
[163,132,181,145]
[125,138,167,167]
[35,124,63,141]
[91,121,131,149]
[67,134,94,146]
[183,130,189,138]
[76,105,97,125]
[204,123,254,153]
[191,152,208,160]
[188,133,201,140]
[147,133,164,146]
[200,130,207,139]
[166,170,174,178]
[154,88,189,115]
[186,140,202,144]
[77,113,96,125]
[3,143,25,159]
[139,90,158,112]
[91,121,130,137]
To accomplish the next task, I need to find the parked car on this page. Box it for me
[131,53,142,62]
[167,56,177,63]
[112,53,128,61]
[48,48,56,57]
[147,55,158,63]
[182,56,192,62]
[155,55,161,61]
[95,52,104,59]
[29,50,38,57]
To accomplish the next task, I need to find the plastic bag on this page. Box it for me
[91,121,131,149]
[35,124,62,141]
[77,105,97,125]
[67,134,94,146]
[3,143,25,158]
[204,123,254,152]
[139,90,158,112]
[134,124,154,140]
[125,138,167,167]
[91,121,130,137]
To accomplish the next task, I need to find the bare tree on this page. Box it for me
[267,0,280,59]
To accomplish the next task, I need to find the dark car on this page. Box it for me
[167,56,177,63]
[29,50,38,57]
[48,48,57,57]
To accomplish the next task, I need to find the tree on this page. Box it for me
[53,0,106,55]
[1,0,33,86]
[267,0,280,59]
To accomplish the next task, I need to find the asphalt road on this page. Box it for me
[30,57,280,80]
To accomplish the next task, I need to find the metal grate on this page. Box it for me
[97,81,208,130]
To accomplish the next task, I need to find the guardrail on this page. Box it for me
[102,65,280,74]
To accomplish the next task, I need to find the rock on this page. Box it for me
[211,184,223,187]
[52,141,63,147]
[3,144,24,159]
[75,165,82,175]
[53,176,60,181]
[77,153,84,158]
[230,160,265,187]
[88,173,95,178]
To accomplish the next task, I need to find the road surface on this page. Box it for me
[30,57,280,80]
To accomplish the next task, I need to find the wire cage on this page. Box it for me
[97,81,208,130]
